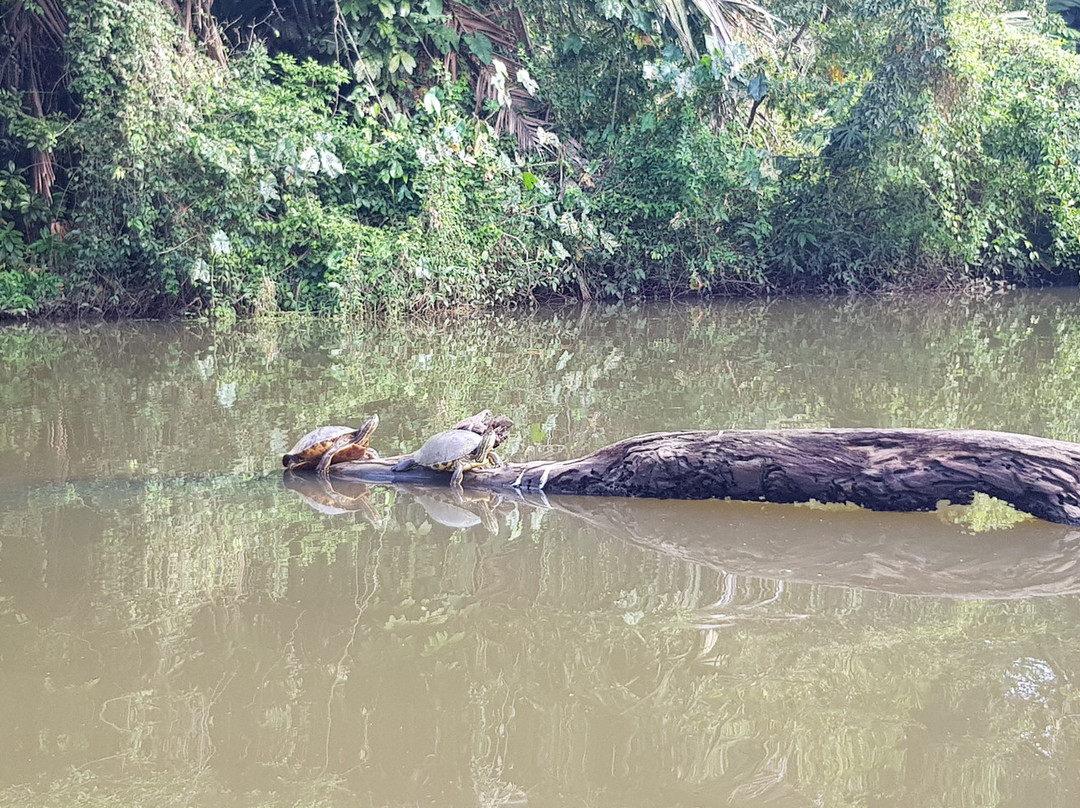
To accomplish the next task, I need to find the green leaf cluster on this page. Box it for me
[5,0,1080,316]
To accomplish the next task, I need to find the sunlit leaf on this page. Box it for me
[209,230,231,256]
[298,146,320,173]
[319,149,344,178]
[258,174,279,202]
[596,0,624,19]
[516,68,539,96]
[422,88,442,116]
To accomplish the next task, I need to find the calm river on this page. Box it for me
[3,292,1080,806]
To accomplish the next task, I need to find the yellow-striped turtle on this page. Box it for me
[393,424,501,488]
[453,410,515,446]
[282,414,380,478]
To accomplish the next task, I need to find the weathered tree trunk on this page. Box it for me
[332,429,1080,526]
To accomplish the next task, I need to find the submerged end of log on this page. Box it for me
[329,428,1080,527]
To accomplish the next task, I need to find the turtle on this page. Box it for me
[282,414,380,478]
[453,410,515,446]
[392,424,501,488]
[453,409,494,434]
[487,415,515,444]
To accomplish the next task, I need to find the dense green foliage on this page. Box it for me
[2,0,1080,316]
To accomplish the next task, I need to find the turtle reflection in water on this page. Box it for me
[283,472,384,526]
[411,489,500,534]
[393,424,503,488]
[282,414,380,478]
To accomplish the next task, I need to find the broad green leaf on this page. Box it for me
[422,88,442,116]
[462,31,493,65]
[210,230,232,255]
[596,0,624,19]
[298,146,320,173]
[319,149,344,178]
[353,54,382,83]
[561,33,583,55]
[748,71,768,101]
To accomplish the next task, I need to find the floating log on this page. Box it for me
[331,428,1080,527]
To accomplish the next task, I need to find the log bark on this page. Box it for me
[331,428,1080,527]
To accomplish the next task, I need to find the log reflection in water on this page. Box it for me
[284,473,1080,600]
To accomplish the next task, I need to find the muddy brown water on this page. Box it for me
[3,292,1080,806]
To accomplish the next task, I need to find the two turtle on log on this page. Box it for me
[284,416,1080,528]
[391,410,514,488]
[284,409,513,489]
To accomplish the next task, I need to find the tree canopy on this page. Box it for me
[1,0,1079,316]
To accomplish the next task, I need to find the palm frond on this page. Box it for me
[654,0,780,58]
[446,2,549,151]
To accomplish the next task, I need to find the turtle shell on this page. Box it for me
[410,429,484,470]
[283,426,357,469]
[282,414,379,471]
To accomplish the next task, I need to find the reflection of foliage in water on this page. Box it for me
[3,291,1080,486]
[939,492,1034,532]
[3,476,1080,806]
[5,293,1080,804]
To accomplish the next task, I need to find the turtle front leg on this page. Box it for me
[315,435,351,477]
[315,450,336,478]
[450,460,465,489]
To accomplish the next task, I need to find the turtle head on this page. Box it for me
[453,409,493,434]
[356,413,379,441]
[490,415,514,445]
[473,424,497,459]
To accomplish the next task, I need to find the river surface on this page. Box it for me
[3,292,1080,806]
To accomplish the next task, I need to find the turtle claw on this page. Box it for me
[315,454,334,478]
